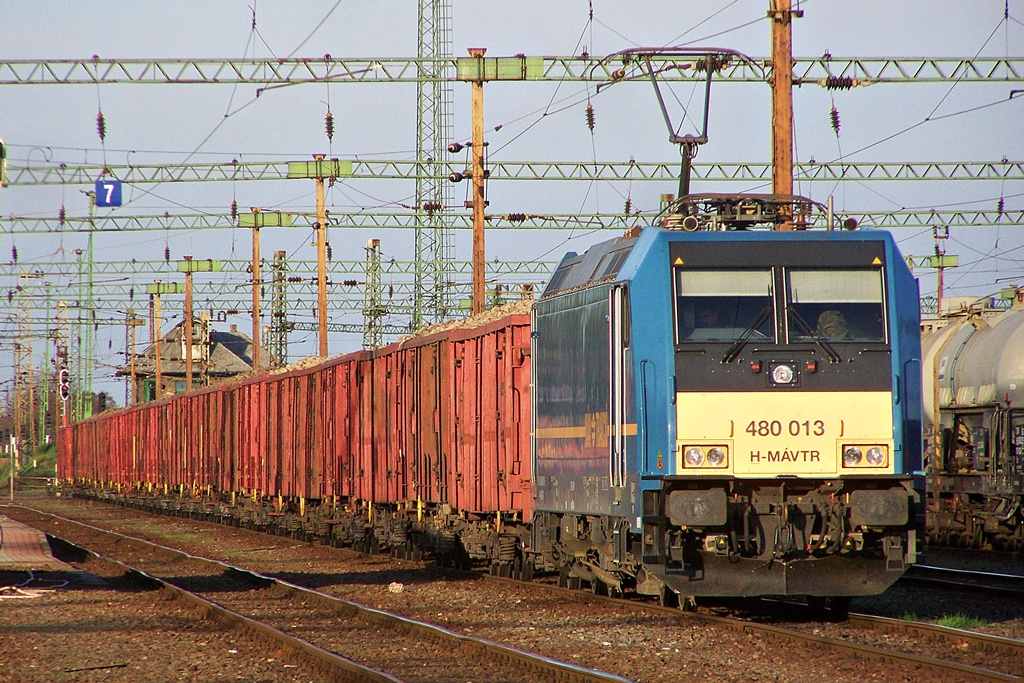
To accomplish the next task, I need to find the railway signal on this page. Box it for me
[58,368,70,401]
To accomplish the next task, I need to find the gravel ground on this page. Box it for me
[851,551,1024,642]
[4,493,1018,683]
[0,567,315,683]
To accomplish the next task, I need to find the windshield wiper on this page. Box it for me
[787,306,841,363]
[721,305,772,364]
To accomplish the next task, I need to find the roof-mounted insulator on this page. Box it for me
[325,109,334,142]
[164,245,171,262]
[96,111,106,142]
[231,199,238,222]
[585,102,596,132]
[695,54,730,73]
[824,76,854,91]
[830,106,841,136]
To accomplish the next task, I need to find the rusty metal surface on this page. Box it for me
[59,314,533,525]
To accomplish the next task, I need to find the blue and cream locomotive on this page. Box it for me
[530,196,923,608]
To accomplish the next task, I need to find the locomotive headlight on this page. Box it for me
[842,445,888,468]
[770,363,795,385]
[684,447,705,467]
[706,447,726,467]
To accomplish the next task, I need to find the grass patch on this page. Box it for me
[934,613,986,630]
[0,445,57,482]
[164,533,202,543]
[898,612,920,622]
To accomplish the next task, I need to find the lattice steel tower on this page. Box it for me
[269,250,289,367]
[414,0,454,328]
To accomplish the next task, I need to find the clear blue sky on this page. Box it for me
[0,1,1021,400]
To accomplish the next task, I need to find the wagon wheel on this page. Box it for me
[968,525,983,550]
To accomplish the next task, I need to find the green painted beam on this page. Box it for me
[0,56,1020,85]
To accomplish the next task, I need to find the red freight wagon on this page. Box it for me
[60,306,534,573]
[442,315,533,521]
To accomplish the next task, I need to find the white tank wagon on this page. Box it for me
[922,295,1024,550]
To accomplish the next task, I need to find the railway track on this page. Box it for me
[4,504,632,683]
[42,535,401,683]
[482,573,1023,682]
[903,564,1024,597]
[4,497,1019,683]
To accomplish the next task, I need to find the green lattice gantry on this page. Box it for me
[0,56,1021,85]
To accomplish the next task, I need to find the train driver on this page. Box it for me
[816,309,849,339]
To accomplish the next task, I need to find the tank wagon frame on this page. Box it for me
[923,299,1024,551]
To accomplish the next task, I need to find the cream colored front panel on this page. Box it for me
[676,391,895,477]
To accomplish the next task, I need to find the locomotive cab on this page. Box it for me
[532,207,923,605]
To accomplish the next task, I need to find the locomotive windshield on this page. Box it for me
[787,269,886,343]
[676,269,774,342]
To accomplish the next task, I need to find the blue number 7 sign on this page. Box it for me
[95,179,123,207]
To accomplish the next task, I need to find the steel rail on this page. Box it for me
[41,534,402,683]
[7,505,636,683]
[479,573,1020,682]
[903,564,1024,597]
[848,611,1024,661]
[12,499,1020,683]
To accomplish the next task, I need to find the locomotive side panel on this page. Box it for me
[534,285,614,515]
